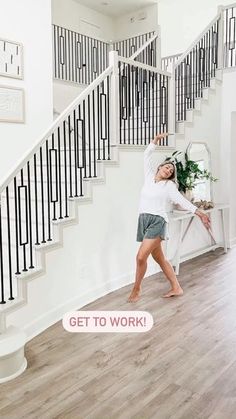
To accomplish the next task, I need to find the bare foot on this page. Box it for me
[162,287,184,298]
[128,287,141,302]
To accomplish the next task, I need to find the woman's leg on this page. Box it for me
[151,243,183,297]
[128,237,162,302]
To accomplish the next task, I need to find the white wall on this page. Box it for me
[157,0,232,57]
[220,69,236,245]
[0,0,53,181]
[52,0,114,41]
[113,4,158,40]
[53,80,85,114]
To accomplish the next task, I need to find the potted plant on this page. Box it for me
[165,150,217,201]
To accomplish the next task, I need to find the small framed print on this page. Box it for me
[0,85,25,123]
[0,38,24,79]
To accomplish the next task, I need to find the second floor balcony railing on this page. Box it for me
[53,25,158,85]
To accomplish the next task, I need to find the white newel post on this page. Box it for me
[109,50,120,145]
[217,5,224,70]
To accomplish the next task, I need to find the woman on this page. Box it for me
[128,133,211,303]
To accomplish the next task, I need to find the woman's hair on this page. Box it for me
[156,160,178,186]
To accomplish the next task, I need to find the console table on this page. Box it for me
[167,204,229,275]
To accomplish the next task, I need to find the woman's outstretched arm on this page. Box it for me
[144,133,169,178]
[168,182,211,229]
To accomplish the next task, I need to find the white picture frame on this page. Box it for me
[0,38,24,79]
[0,85,25,123]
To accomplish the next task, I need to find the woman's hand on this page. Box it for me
[195,209,211,229]
[152,132,169,144]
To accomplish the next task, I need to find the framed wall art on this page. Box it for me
[0,85,25,123]
[0,38,24,79]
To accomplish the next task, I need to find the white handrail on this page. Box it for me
[221,2,236,9]
[119,55,171,77]
[174,13,221,68]
[0,65,113,194]
[130,34,158,61]
[162,53,182,60]
[111,31,156,44]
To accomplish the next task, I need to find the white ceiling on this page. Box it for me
[74,0,157,17]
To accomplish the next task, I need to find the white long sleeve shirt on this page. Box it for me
[138,143,197,222]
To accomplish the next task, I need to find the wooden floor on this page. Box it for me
[1,248,236,419]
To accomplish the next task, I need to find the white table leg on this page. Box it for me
[221,208,228,253]
[174,219,184,275]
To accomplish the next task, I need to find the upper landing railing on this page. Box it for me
[53,25,158,85]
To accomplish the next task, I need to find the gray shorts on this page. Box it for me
[136,213,167,242]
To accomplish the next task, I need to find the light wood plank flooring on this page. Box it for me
[1,248,236,419]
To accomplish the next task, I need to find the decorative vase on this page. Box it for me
[183,189,194,202]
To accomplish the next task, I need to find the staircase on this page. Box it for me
[1,2,236,382]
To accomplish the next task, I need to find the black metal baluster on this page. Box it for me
[77,105,84,197]
[148,71,151,144]
[85,35,88,84]
[63,121,69,218]
[226,8,229,67]
[57,127,63,219]
[46,140,52,240]
[0,198,6,303]
[207,30,210,87]
[107,76,111,160]
[72,31,75,83]
[67,29,71,82]
[143,73,148,144]
[165,77,169,145]
[39,148,46,242]
[81,100,87,178]
[33,155,40,245]
[27,162,34,268]
[123,67,127,145]
[127,64,131,145]
[49,139,58,221]
[19,169,28,272]
[136,67,139,145]
[56,26,60,80]
[68,115,73,197]
[152,71,155,136]
[155,72,158,135]
[131,65,135,144]
[92,90,97,176]
[53,25,57,79]
[103,42,106,73]
[97,85,101,159]
[140,68,143,144]
[119,63,122,144]
[64,28,68,81]
[51,133,57,220]
[99,39,102,79]
[73,110,78,196]
[5,188,13,299]
[87,94,92,176]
